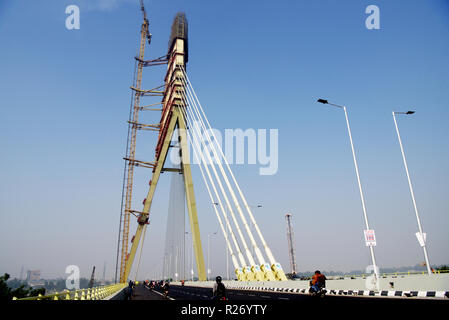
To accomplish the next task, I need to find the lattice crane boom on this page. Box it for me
[285,214,298,275]
[116,1,152,284]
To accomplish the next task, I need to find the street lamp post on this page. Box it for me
[175,246,178,281]
[317,99,380,282]
[213,202,230,280]
[183,231,186,280]
[207,232,217,281]
[185,232,194,281]
[225,214,229,280]
[392,111,432,275]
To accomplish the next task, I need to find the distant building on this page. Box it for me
[26,270,41,284]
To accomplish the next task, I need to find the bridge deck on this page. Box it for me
[128,284,446,305]
[131,284,170,300]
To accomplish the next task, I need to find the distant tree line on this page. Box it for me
[286,264,449,279]
[435,265,449,271]
[1,273,112,300]
[1,273,45,300]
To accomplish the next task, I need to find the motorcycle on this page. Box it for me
[309,283,327,297]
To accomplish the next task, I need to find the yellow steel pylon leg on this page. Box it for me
[177,106,206,281]
[123,106,206,282]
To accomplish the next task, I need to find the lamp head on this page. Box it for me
[317,99,328,104]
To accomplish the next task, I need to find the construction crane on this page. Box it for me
[140,0,146,19]
[139,0,152,45]
[285,214,298,276]
[115,0,153,283]
[88,266,96,289]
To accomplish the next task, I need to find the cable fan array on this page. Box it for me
[162,172,186,281]
[176,66,287,281]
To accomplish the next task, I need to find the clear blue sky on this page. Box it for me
[0,0,448,280]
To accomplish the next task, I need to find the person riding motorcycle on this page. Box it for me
[162,281,170,298]
[212,276,227,300]
[309,270,327,295]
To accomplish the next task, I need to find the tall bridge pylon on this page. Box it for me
[116,7,206,283]
[117,4,288,283]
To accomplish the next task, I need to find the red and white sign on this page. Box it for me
[364,230,377,247]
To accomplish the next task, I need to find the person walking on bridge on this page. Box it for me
[127,280,135,300]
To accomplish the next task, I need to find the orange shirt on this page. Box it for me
[312,273,326,285]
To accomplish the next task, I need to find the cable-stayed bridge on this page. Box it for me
[13,2,449,302]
